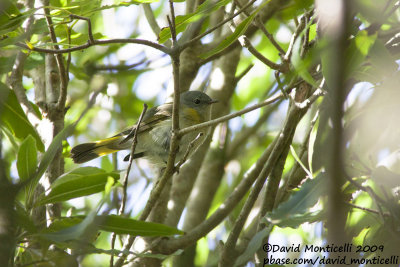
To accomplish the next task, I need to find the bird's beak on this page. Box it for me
[209,99,219,104]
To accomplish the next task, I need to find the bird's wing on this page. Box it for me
[117,103,172,144]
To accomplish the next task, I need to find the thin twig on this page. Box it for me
[346,202,387,216]
[154,138,278,255]
[175,132,204,172]
[226,104,278,160]
[282,109,319,196]
[114,3,182,265]
[181,0,257,50]
[110,104,147,267]
[66,26,72,78]
[69,14,95,44]
[284,15,306,62]
[16,38,170,55]
[178,92,283,137]
[234,64,254,83]
[255,16,286,55]
[240,36,288,72]
[92,59,148,71]
[143,4,161,36]
[219,84,315,266]
[155,79,325,257]
[233,0,286,56]
[168,0,177,43]
[274,71,288,98]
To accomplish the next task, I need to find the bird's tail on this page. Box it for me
[70,136,124,163]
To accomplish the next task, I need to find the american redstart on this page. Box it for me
[70,91,218,166]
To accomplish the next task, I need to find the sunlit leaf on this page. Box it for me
[34,124,75,182]
[17,135,37,181]
[40,211,98,242]
[41,215,183,243]
[291,38,317,87]
[308,117,318,175]
[158,0,231,43]
[200,12,256,59]
[290,145,312,178]
[96,215,184,236]
[37,167,120,205]
[0,83,44,151]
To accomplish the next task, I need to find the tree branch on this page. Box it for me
[240,36,288,72]
[254,16,286,55]
[114,3,182,265]
[181,0,257,51]
[219,90,311,266]
[156,138,278,254]
[16,38,170,55]
[178,93,283,137]
[40,2,68,110]
[110,104,148,267]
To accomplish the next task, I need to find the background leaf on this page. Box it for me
[265,173,328,225]
[200,12,256,59]
[37,167,120,205]
[41,215,183,243]
[17,135,37,181]
[0,83,44,151]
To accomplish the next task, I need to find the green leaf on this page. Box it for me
[130,0,159,3]
[41,215,183,242]
[355,30,376,56]
[265,172,328,226]
[40,211,98,242]
[200,12,256,59]
[0,83,44,151]
[290,145,312,178]
[267,211,324,228]
[25,53,45,70]
[355,40,398,83]
[308,118,318,176]
[17,135,37,181]
[26,123,77,206]
[291,38,318,87]
[96,215,184,236]
[344,31,377,79]
[321,31,377,89]
[35,124,75,181]
[0,55,16,74]
[158,0,232,43]
[37,167,120,205]
[16,201,37,234]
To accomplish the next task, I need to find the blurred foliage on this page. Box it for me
[1,0,400,266]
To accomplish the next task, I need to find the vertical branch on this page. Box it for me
[40,0,68,110]
[34,0,70,223]
[316,0,349,246]
[114,2,182,266]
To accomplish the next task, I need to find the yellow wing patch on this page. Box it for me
[97,148,119,156]
[95,136,120,145]
[94,136,121,156]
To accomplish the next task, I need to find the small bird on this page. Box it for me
[70,91,218,167]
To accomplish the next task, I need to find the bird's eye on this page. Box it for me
[194,98,200,104]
